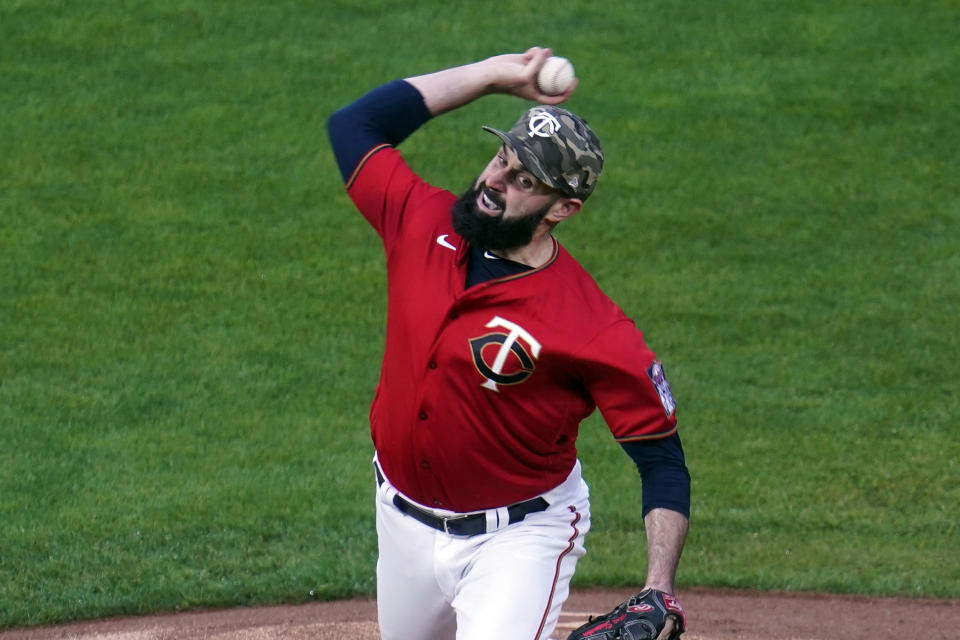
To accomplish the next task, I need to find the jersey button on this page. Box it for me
[449,312,459,319]
[420,461,430,469]
[428,361,438,369]
[432,500,444,507]
[418,411,428,420]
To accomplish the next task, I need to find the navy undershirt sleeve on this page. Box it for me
[326,79,433,183]
[620,433,691,518]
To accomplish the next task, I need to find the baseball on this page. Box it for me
[536,56,575,96]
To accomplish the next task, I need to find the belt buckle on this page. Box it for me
[441,513,475,535]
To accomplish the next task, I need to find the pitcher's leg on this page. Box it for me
[375,491,456,640]
[452,505,590,640]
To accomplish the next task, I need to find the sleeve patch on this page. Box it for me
[647,361,676,417]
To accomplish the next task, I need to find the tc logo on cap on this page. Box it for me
[482,105,604,199]
[527,109,562,138]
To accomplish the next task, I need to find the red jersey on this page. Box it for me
[347,145,677,512]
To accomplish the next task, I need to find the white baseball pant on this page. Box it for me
[373,457,591,640]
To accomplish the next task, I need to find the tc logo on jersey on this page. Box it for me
[469,316,541,392]
[647,361,676,417]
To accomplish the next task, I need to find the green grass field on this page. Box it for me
[2,0,958,629]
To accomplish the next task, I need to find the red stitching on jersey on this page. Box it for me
[532,506,582,640]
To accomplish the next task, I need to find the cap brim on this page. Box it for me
[481,126,558,191]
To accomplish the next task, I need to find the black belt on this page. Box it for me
[375,464,549,536]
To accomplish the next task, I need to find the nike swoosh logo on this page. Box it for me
[436,234,457,251]
[483,251,500,260]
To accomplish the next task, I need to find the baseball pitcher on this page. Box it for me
[327,47,690,640]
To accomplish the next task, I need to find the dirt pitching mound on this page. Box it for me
[2,588,958,640]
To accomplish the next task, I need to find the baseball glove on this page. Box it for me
[566,589,685,640]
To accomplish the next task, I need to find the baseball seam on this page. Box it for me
[543,63,566,94]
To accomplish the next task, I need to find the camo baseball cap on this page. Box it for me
[482,105,604,200]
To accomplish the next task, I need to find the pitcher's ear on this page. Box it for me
[545,197,582,223]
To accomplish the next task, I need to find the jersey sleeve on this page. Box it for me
[581,318,679,441]
[326,80,452,252]
[345,146,453,253]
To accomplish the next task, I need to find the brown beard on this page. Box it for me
[451,182,554,251]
